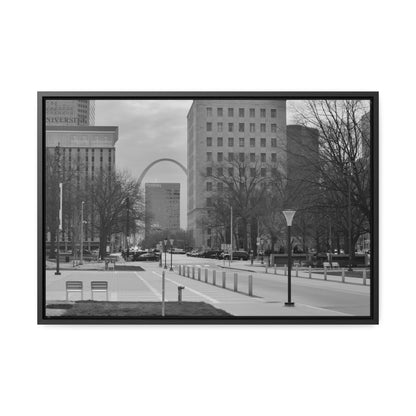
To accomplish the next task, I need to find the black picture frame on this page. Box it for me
[38,91,378,325]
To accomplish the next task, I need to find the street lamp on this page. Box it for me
[260,239,264,264]
[164,238,168,269]
[80,201,85,265]
[283,209,296,307]
[169,238,174,271]
[159,241,163,267]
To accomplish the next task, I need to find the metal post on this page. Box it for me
[284,264,287,276]
[198,267,201,281]
[230,206,233,263]
[342,268,345,283]
[234,273,238,292]
[178,265,182,275]
[204,268,208,283]
[324,266,327,280]
[164,244,167,269]
[265,265,268,274]
[162,270,165,317]
[55,182,63,275]
[296,264,298,277]
[309,266,312,279]
[170,245,173,271]
[213,270,216,285]
[363,269,367,285]
[285,224,294,306]
[192,266,195,279]
[347,163,353,272]
[80,201,84,265]
[274,264,277,275]
[187,266,190,278]
[248,274,253,296]
[222,271,226,288]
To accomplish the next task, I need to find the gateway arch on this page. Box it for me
[138,158,187,186]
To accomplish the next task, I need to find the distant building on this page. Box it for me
[145,183,180,237]
[187,100,287,248]
[45,125,118,248]
[46,99,95,126]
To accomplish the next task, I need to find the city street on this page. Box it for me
[46,254,370,316]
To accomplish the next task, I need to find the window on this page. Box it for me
[217,167,223,176]
[239,108,245,117]
[271,124,277,133]
[207,122,212,131]
[250,137,255,147]
[261,168,266,177]
[271,153,277,162]
[207,107,212,117]
[260,123,266,132]
[250,153,255,162]
[207,167,212,176]
[228,123,234,132]
[206,197,212,207]
[217,152,223,162]
[217,182,224,192]
[261,138,266,147]
[207,238,211,246]
[228,137,234,147]
[271,168,278,176]
[207,152,212,161]
[238,123,244,132]
[228,167,234,176]
[271,109,276,118]
[271,138,277,147]
[239,167,245,176]
[239,152,245,162]
[249,123,255,133]
[250,168,256,177]
[260,108,266,117]
[249,108,255,117]
[217,108,223,117]
[228,108,234,117]
[261,153,266,162]
[206,137,212,147]
[206,182,212,191]
[217,122,223,132]
[228,152,234,161]
[217,137,223,147]
[239,137,245,147]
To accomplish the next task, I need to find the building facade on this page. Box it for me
[187,100,287,248]
[46,99,95,126]
[145,183,180,237]
[45,125,118,249]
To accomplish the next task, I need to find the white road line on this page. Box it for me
[152,271,219,304]
[295,302,352,316]
[134,272,162,301]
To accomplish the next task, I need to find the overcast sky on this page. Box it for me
[95,100,298,229]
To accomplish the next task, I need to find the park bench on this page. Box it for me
[323,261,340,269]
[91,281,109,301]
[66,281,83,301]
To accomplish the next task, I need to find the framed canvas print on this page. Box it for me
[38,92,378,324]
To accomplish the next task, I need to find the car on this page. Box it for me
[136,252,160,261]
[201,250,223,259]
[172,248,186,254]
[222,250,249,260]
[132,251,148,261]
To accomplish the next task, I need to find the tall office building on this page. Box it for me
[145,183,180,237]
[187,100,287,248]
[46,99,95,126]
[45,125,118,247]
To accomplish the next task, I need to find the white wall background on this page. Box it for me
[1,1,415,415]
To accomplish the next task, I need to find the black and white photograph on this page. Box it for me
[39,93,378,323]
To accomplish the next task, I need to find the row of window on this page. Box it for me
[207,137,278,148]
[206,122,278,133]
[206,107,277,118]
[206,166,279,177]
[207,152,278,162]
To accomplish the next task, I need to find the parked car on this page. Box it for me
[222,250,249,260]
[172,248,186,254]
[132,251,148,261]
[136,252,160,261]
[201,250,223,259]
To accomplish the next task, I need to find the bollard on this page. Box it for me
[265,265,268,274]
[248,274,253,296]
[363,269,367,285]
[274,264,277,275]
[284,265,287,276]
[204,268,208,283]
[187,266,190,278]
[296,265,299,277]
[222,271,226,288]
[213,270,216,285]
[309,266,312,279]
[234,273,238,292]
[182,265,185,276]
[192,266,195,279]
[198,267,201,281]
[342,268,345,283]
[324,266,327,280]
[178,265,182,275]
[177,286,185,303]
